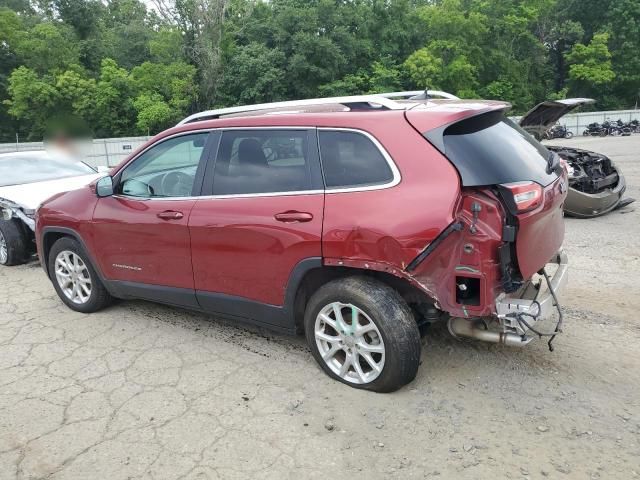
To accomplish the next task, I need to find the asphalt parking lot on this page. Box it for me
[1,136,639,480]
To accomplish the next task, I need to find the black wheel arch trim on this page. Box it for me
[40,227,107,282]
[190,256,322,332]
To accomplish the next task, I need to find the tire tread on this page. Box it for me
[0,219,29,266]
[304,276,421,392]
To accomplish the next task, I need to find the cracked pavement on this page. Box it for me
[1,136,640,479]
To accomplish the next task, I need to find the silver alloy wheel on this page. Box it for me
[0,230,7,264]
[54,250,92,304]
[314,302,385,384]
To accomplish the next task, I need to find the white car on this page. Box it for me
[0,151,104,266]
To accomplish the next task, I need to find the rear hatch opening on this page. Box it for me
[408,108,567,283]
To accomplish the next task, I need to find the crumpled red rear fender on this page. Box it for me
[325,189,507,318]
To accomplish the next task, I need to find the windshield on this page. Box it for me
[0,152,96,187]
[439,110,558,187]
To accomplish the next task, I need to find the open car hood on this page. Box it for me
[519,98,595,129]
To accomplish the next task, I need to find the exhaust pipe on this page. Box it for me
[448,317,533,347]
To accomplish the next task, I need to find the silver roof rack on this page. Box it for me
[177,94,402,125]
[380,90,460,100]
[177,90,460,125]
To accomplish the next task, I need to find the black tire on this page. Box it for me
[565,131,574,139]
[0,219,29,266]
[48,237,113,313]
[304,276,421,393]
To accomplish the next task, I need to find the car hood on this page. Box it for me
[0,173,102,210]
[519,98,595,129]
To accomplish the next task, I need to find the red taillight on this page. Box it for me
[501,181,543,213]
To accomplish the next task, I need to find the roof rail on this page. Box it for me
[177,94,404,125]
[380,90,460,100]
[177,90,460,125]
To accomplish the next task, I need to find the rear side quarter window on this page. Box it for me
[438,111,558,187]
[318,130,396,189]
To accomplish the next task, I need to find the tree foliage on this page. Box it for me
[567,33,615,90]
[1,0,639,141]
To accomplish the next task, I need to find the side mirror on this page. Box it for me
[96,176,114,197]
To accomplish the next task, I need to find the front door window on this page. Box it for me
[119,133,208,198]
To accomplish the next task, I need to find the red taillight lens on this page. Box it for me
[501,181,543,213]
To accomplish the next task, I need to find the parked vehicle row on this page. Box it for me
[1,91,632,392]
[519,97,640,139]
[582,120,636,137]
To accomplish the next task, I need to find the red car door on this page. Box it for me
[92,131,214,306]
[188,129,324,328]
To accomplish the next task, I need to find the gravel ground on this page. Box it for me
[1,136,639,480]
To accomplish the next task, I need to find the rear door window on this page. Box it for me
[318,130,395,189]
[211,129,322,195]
[438,111,558,187]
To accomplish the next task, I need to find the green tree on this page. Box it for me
[368,61,402,93]
[317,73,369,97]
[131,61,197,128]
[93,58,136,136]
[0,8,23,140]
[5,66,59,138]
[403,48,443,90]
[1,0,639,139]
[52,0,102,39]
[133,93,173,134]
[218,42,286,105]
[607,0,640,107]
[55,67,96,118]
[566,33,615,94]
[14,22,79,74]
[149,28,186,64]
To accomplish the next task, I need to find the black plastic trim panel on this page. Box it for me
[106,281,199,309]
[40,227,103,278]
[40,227,321,333]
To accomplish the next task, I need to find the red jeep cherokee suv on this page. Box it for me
[36,92,568,392]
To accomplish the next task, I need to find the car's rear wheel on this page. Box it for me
[304,276,421,393]
[0,219,29,266]
[48,237,112,313]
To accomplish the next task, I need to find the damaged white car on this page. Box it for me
[0,151,104,266]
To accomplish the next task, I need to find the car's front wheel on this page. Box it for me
[48,237,113,313]
[0,219,29,266]
[304,276,421,393]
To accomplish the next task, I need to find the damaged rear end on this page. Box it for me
[406,106,568,349]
